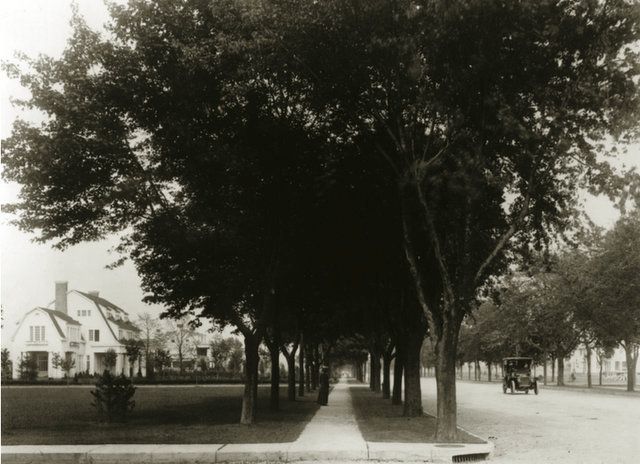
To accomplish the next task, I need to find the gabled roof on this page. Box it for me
[41,308,81,326]
[107,316,141,333]
[78,292,127,314]
[14,307,81,340]
[74,291,140,340]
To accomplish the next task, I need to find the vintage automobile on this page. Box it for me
[502,357,538,395]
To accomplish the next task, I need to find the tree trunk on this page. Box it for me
[551,356,556,383]
[434,325,459,442]
[487,362,492,382]
[557,357,565,386]
[253,347,259,401]
[268,340,280,411]
[585,344,592,388]
[305,361,311,392]
[623,342,638,392]
[312,346,319,389]
[392,345,404,405]
[370,349,381,392]
[598,356,603,386]
[382,346,393,399]
[240,334,260,425]
[403,327,423,417]
[543,353,548,385]
[298,337,305,397]
[467,363,471,380]
[287,356,296,401]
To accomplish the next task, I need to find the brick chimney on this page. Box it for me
[88,290,99,297]
[55,281,68,314]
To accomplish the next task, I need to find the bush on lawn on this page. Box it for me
[1,348,12,380]
[18,355,38,381]
[90,370,136,422]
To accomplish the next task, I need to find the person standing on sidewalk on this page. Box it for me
[317,366,329,405]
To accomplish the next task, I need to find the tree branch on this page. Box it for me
[473,162,537,286]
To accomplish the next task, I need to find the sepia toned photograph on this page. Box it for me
[1,1,639,463]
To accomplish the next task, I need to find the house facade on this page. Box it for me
[9,281,141,379]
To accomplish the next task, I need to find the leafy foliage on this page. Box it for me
[1,349,12,380]
[104,349,117,373]
[2,0,639,431]
[52,352,76,383]
[18,354,38,381]
[154,348,172,375]
[124,338,143,376]
[90,370,136,422]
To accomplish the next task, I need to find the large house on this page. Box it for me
[9,281,141,379]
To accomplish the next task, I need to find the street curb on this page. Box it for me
[2,440,494,463]
[539,384,640,397]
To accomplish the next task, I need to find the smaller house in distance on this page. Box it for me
[9,281,141,379]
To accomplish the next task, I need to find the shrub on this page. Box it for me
[90,370,136,422]
[104,349,117,373]
[18,355,38,381]
[52,352,76,384]
[1,348,12,380]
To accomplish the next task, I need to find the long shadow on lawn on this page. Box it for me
[350,385,483,444]
[1,385,320,445]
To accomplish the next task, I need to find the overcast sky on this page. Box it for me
[1,1,638,335]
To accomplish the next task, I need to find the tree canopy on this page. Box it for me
[3,0,639,437]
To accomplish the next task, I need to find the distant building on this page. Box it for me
[565,346,631,384]
[8,281,141,379]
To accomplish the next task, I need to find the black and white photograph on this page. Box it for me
[1,1,639,463]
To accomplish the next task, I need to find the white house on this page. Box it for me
[9,281,141,379]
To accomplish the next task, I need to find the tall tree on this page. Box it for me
[586,213,640,391]
[278,0,640,439]
[2,0,323,424]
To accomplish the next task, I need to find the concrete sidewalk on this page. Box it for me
[288,381,368,460]
[1,380,493,463]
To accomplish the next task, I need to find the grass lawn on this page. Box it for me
[350,385,484,444]
[1,385,319,445]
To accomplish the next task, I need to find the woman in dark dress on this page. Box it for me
[317,366,329,405]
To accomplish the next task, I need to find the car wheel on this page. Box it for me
[534,383,539,395]
[510,380,515,395]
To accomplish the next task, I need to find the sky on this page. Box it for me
[0,1,166,337]
[1,1,639,336]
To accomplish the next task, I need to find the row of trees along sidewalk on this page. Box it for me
[455,214,640,392]
[3,0,640,441]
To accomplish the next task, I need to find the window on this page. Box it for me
[29,326,46,342]
[87,310,91,316]
[615,361,620,371]
[119,329,124,340]
[68,327,79,342]
[77,310,81,317]
[89,329,100,342]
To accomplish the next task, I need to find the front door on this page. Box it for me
[35,352,48,378]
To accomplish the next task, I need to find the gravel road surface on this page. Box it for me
[420,378,639,463]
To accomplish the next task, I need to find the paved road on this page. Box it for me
[420,378,640,464]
